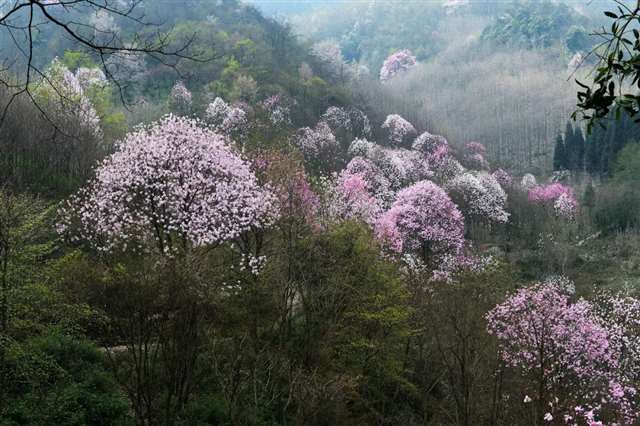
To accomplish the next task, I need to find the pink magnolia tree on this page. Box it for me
[375,180,465,271]
[328,171,383,225]
[343,157,394,207]
[487,279,639,425]
[379,49,417,82]
[528,183,578,220]
[381,114,417,146]
[491,168,513,188]
[58,115,279,255]
[411,132,464,185]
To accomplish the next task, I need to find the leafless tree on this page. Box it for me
[0,0,206,127]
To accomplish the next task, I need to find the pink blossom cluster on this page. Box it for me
[487,280,639,425]
[276,172,320,228]
[343,157,394,207]
[491,168,513,187]
[58,115,279,255]
[528,183,579,219]
[328,171,383,225]
[381,114,416,146]
[379,49,417,82]
[528,183,573,203]
[168,81,192,115]
[375,180,465,266]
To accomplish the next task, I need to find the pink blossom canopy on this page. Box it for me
[58,115,279,254]
[375,180,465,261]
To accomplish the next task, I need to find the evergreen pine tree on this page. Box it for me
[574,126,585,172]
[553,133,566,170]
[564,121,576,170]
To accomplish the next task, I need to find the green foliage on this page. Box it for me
[593,186,640,235]
[481,1,586,49]
[614,142,640,183]
[1,333,130,426]
[574,2,640,130]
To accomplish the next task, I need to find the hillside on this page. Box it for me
[1,1,640,425]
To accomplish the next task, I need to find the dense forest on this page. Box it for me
[1,0,640,425]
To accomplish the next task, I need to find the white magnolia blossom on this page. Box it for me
[446,172,509,223]
[381,114,416,146]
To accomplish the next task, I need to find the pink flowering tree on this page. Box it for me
[343,157,394,207]
[381,114,417,146]
[328,169,384,225]
[487,278,638,425]
[375,180,465,273]
[168,81,192,116]
[491,169,513,188]
[58,115,279,256]
[411,132,464,185]
[379,49,417,82]
[528,183,578,220]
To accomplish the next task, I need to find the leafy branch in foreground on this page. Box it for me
[574,0,640,132]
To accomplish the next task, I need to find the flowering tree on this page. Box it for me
[38,58,102,139]
[381,114,416,146]
[328,171,382,225]
[379,49,417,82]
[491,169,513,188]
[528,183,578,220]
[348,138,378,158]
[261,94,292,127]
[375,180,465,269]
[168,81,192,116]
[446,172,509,224]
[487,279,639,425]
[462,142,489,170]
[58,115,279,255]
[412,131,448,155]
[343,157,394,207]
[311,40,349,80]
[75,67,108,91]
[295,122,338,171]
[205,97,248,141]
[520,173,537,189]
